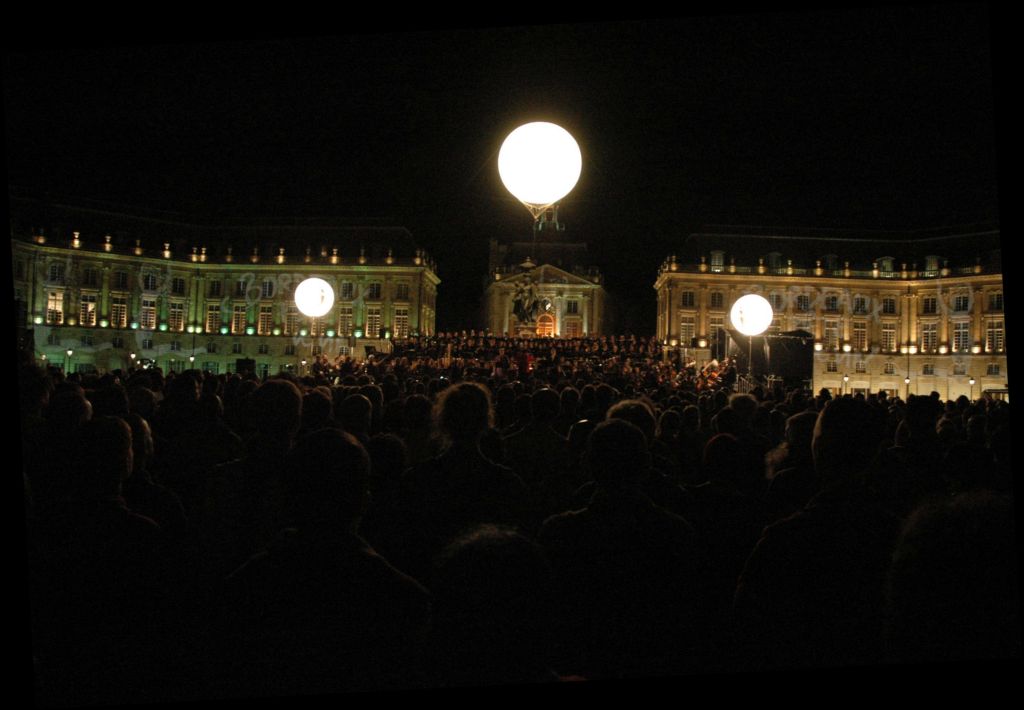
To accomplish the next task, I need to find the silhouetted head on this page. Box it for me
[73,416,133,498]
[530,387,560,423]
[812,397,886,484]
[587,418,649,489]
[607,398,657,444]
[289,428,371,528]
[434,382,493,445]
[251,379,303,440]
[338,394,373,437]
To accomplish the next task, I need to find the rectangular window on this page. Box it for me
[79,294,97,326]
[884,362,896,375]
[140,299,157,330]
[110,297,128,328]
[208,280,222,298]
[203,362,219,374]
[563,319,582,338]
[987,363,1001,376]
[566,300,579,315]
[232,305,247,334]
[49,263,66,284]
[310,317,325,337]
[367,283,382,300]
[954,295,970,313]
[852,322,867,351]
[170,341,182,352]
[206,304,221,333]
[680,291,695,308]
[260,280,275,299]
[824,320,840,351]
[953,322,971,352]
[112,336,124,349]
[851,296,867,315]
[337,305,354,337]
[922,364,935,376]
[366,306,382,336]
[168,360,184,373]
[82,268,99,287]
[285,306,300,336]
[922,296,937,315]
[258,343,269,355]
[113,271,129,290]
[796,294,811,313]
[171,277,186,296]
[882,323,896,353]
[953,362,967,376]
[395,283,410,301]
[258,305,274,335]
[855,360,867,374]
[824,295,839,313]
[47,332,61,346]
[680,316,696,343]
[986,321,1004,353]
[143,273,158,291]
[207,342,218,354]
[768,293,785,312]
[920,323,938,353]
[393,307,410,339]
[236,280,248,297]
[988,292,1003,312]
[826,359,838,373]
[284,344,296,356]
[168,302,185,332]
[232,343,243,355]
[882,297,897,315]
[340,282,355,300]
[142,338,154,350]
[710,292,724,309]
[80,334,93,347]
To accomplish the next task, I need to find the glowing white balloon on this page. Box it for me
[498,122,582,208]
[730,294,774,336]
[294,277,335,318]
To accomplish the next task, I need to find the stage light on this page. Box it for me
[730,294,773,336]
[498,122,582,210]
[295,277,335,318]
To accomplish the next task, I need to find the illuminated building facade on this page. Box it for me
[11,198,440,375]
[653,226,1006,399]
[481,210,608,337]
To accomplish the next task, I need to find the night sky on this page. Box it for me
[4,8,1001,332]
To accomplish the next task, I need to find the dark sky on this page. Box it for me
[4,8,1001,332]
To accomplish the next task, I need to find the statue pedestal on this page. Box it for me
[513,323,537,338]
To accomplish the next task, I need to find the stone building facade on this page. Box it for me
[653,226,1006,400]
[11,198,439,376]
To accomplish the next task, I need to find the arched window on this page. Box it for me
[536,313,555,337]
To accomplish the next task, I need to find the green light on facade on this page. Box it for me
[33,316,43,325]
[159,323,169,332]
[245,326,256,335]
[299,329,308,337]
[99,319,109,328]
[354,329,363,338]
[326,330,335,338]
[130,322,139,330]
[220,325,229,335]
[272,327,282,336]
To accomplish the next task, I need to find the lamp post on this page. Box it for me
[129,351,136,369]
[843,373,849,396]
[295,277,334,375]
[905,376,911,400]
[498,122,582,267]
[729,294,774,382]
[969,376,976,400]
[65,348,73,373]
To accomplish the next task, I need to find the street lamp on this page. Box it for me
[843,373,849,396]
[730,294,774,380]
[904,375,911,400]
[65,348,73,373]
[969,376,976,400]
[499,122,582,265]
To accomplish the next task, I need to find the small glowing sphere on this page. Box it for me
[730,294,773,336]
[908,345,918,355]
[498,122,582,207]
[814,342,823,351]
[842,343,852,353]
[294,277,334,317]
[938,345,948,354]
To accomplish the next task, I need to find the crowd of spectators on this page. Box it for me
[20,336,1017,702]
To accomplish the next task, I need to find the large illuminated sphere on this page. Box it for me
[730,294,774,336]
[294,277,335,317]
[498,122,582,207]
